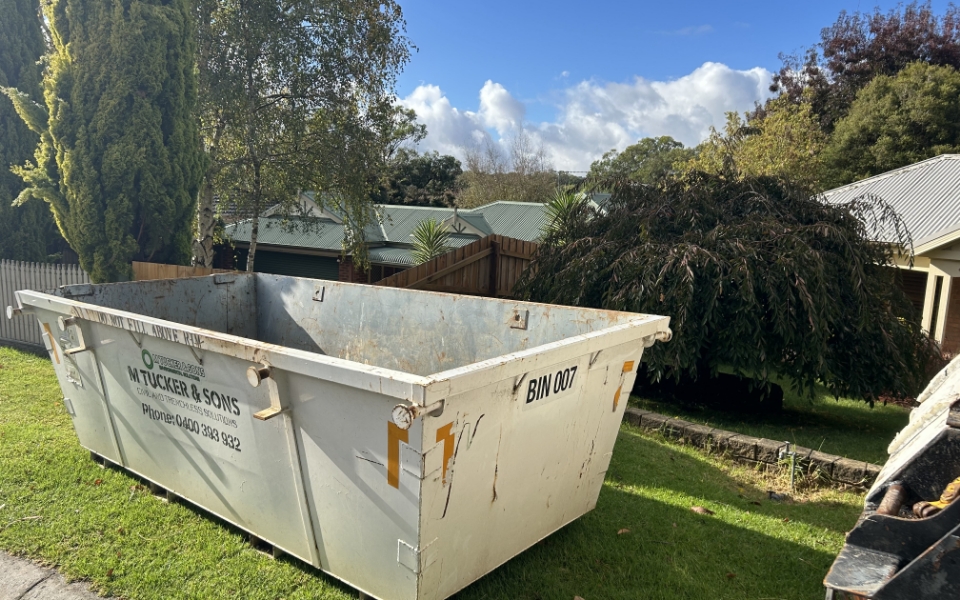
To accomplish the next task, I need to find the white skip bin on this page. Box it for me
[9,274,670,600]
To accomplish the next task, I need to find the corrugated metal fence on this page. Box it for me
[0,259,89,348]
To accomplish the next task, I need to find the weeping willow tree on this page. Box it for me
[516,172,939,403]
[0,0,66,262]
[4,0,204,282]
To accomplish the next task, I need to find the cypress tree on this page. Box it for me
[0,0,66,262]
[4,0,203,281]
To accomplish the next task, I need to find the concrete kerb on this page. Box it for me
[0,551,106,600]
[622,406,881,488]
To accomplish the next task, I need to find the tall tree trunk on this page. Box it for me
[247,211,259,273]
[193,118,224,267]
[246,161,262,273]
[193,178,216,267]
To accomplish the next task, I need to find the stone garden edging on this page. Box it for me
[623,407,882,488]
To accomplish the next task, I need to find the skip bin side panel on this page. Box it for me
[30,308,122,463]
[287,374,421,600]
[90,330,321,565]
[416,339,649,600]
[577,340,643,512]
[65,275,259,340]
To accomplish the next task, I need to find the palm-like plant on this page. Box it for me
[411,218,451,264]
[541,189,588,242]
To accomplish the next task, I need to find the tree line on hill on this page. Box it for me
[598,2,960,191]
[382,0,960,216]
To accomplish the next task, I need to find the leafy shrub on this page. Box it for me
[515,172,938,402]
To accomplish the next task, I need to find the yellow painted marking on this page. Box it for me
[43,323,60,364]
[436,423,455,484]
[387,422,408,489]
[622,361,635,373]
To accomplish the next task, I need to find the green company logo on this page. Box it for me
[142,350,154,370]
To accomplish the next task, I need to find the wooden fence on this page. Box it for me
[0,259,89,349]
[132,261,231,281]
[376,234,538,297]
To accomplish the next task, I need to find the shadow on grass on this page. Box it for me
[58,429,854,600]
[456,428,858,600]
[631,386,909,465]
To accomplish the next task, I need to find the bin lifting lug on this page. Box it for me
[392,400,445,430]
[58,315,90,355]
[247,364,288,421]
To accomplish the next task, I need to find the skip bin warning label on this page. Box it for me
[125,349,245,454]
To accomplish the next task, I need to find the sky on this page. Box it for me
[394,0,956,171]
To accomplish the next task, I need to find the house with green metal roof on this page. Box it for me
[223,197,548,282]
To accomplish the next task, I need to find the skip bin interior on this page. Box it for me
[60,273,640,376]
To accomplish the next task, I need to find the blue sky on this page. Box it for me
[395,0,956,170]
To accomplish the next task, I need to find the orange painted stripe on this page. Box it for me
[387,422,408,488]
[436,423,455,484]
[613,360,635,411]
[43,323,60,364]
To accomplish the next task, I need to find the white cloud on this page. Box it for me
[478,80,525,133]
[397,84,490,156]
[400,61,774,171]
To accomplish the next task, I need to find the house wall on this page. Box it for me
[893,267,959,357]
[898,269,928,315]
[337,256,368,284]
[234,248,340,280]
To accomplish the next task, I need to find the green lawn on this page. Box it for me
[0,346,864,599]
[631,382,910,465]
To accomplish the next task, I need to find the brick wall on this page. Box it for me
[337,257,368,284]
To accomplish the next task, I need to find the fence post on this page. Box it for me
[489,241,499,297]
